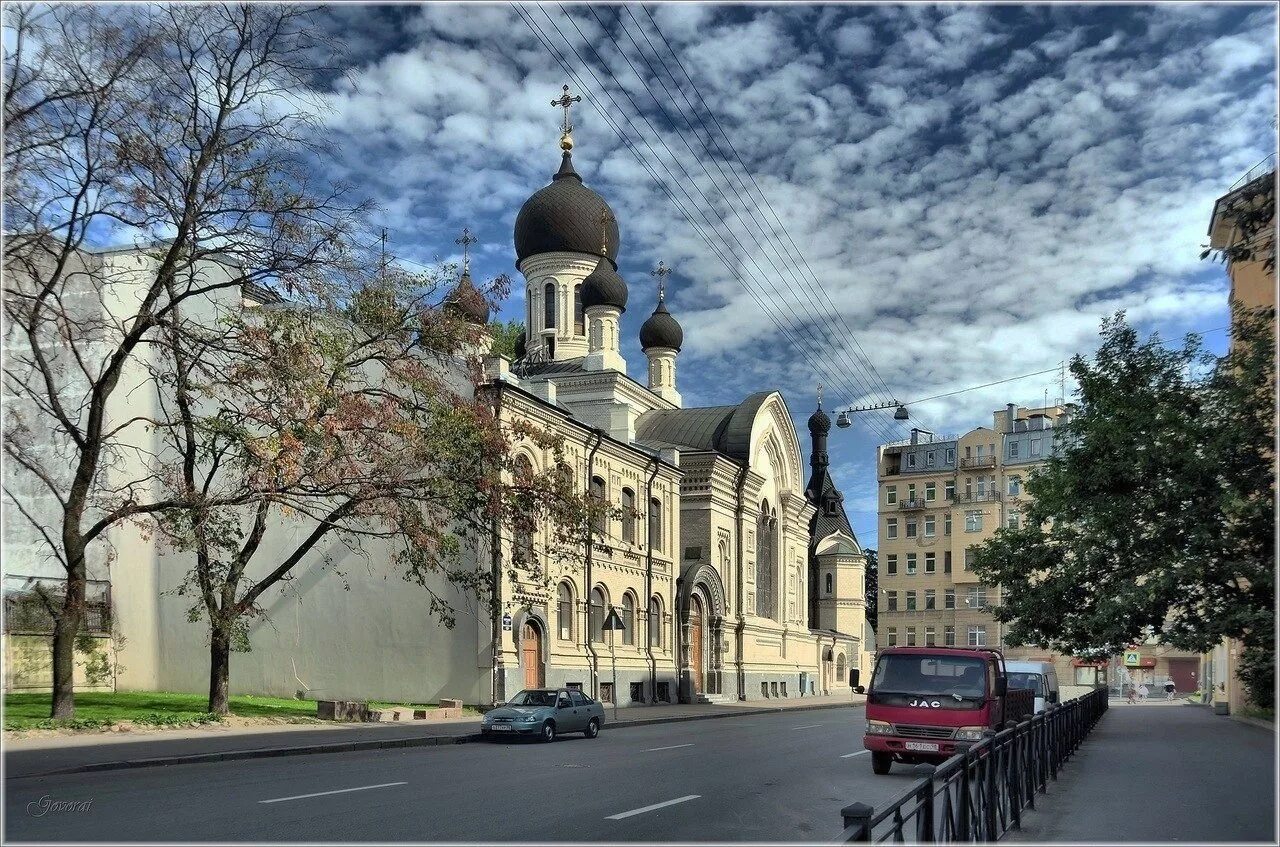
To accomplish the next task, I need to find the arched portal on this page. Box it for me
[521,619,545,689]
[690,595,706,695]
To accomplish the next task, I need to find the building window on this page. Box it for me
[926,451,935,467]
[906,453,917,468]
[558,582,574,641]
[886,554,898,575]
[964,547,975,570]
[1031,439,1042,458]
[825,573,833,595]
[621,487,636,544]
[590,587,606,642]
[906,591,917,611]
[924,516,935,537]
[648,497,662,551]
[621,593,635,645]
[905,519,917,539]
[976,476,987,497]
[591,476,607,535]
[648,596,663,649]
[976,444,984,458]
[886,485,897,505]
[925,482,936,501]
[944,513,952,536]
[544,282,556,329]
[755,500,777,620]
[907,483,916,501]
[906,553,917,575]
[630,682,644,703]
[944,588,955,609]
[1007,511,1021,530]
[1075,667,1099,686]
[925,552,936,574]
[1009,440,1019,459]
[906,627,917,646]
[887,627,898,647]
[945,480,955,500]
[946,448,956,464]
[967,626,987,647]
[573,284,584,335]
[925,589,936,610]
[966,586,989,608]
[965,511,983,532]
[944,626,956,646]
[944,551,952,573]
[925,626,936,646]
[600,682,614,704]
[886,518,898,539]
[887,591,898,612]
[1008,475,1022,497]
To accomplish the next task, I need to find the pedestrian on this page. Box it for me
[1126,683,1137,704]
[1164,677,1176,700]
[1138,683,1149,702]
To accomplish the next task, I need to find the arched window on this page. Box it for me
[589,587,606,643]
[513,456,535,565]
[526,285,534,335]
[755,499,777,619]
[836,654,847,686]
[621,487,636,544]
[648,595,663,649]
[573,284,584,335]
[590,475,607,536]
[648,497,661,551]
[558,582,574,641]
[825,573,833,595]
[544,282,556,329]
[621,592,635,645]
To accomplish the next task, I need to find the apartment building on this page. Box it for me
[875,403,1064,662]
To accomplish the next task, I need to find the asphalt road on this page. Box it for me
[6,705,935,842]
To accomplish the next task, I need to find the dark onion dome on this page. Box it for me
[514,151,621,266]
[443,271,490,324]
[580,262,627,313]
[639,299,683,352]
[808,405,831,436]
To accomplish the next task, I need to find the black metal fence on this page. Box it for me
[838,687,1109,843]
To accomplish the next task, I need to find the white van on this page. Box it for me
[1005,661,1060,713]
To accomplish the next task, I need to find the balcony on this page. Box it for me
[882,466,901,477]
[896,498,928,511]
[959,456,997,469]
[954,491,1002,504]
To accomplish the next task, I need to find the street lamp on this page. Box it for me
[835,401,909,429]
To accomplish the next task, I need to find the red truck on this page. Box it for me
[861,646,1035,775]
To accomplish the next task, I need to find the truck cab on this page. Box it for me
[1005,660,1060,714]
[863,646,1035,775]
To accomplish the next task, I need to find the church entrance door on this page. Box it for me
[522,621,544,689]
[690,595,705,695]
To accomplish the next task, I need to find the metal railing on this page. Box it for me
[958,456,997,469]
[1230,151,1277,191]
[837,687,1109,843]
[954,491,1002,504]
[897,499,928,511]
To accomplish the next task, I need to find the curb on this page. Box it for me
[1227,714,1275,732]
[13,700,864,779]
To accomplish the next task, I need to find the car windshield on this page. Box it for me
[872,655,987,698]
[1008,672,1044,694]
[509,690,559,707]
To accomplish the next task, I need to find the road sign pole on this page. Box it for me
[611,641,618,722]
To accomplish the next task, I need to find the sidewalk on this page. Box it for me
[1005,703,1276,844]
[4,691,865,779]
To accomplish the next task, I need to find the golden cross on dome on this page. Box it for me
[598,207,615,257]
[551,84,582,150]
[455,227,477,274]
[817,383,824,409]
[651,260,671,302]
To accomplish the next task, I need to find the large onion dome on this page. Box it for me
[514,152,620,266]
[580,262,628,313]
[639,300,683,352]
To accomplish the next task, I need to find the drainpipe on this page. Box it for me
[583,429,604,698]
[733,462,748,700]
[642,454,660,702]
[486,383,504,708]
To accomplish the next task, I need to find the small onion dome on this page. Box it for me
[443,271,490,324]
[514,151,621,266]
[639,300,683,352]
[808,406,831,436]
[580,262,628,313]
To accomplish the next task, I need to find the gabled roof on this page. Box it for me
[634,391,773,462]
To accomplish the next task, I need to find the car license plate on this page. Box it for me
[491,725,512,731]
[904,741,940,752]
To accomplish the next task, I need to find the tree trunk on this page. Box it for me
[208,624,232,716]
[50,599,83,719]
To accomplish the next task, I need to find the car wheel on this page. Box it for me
[585,718,600,739]
[541,720,556,743]
[871,752,892,775]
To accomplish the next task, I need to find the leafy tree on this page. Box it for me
[971,308,1275,707]
[489,320,524,358]
[863,548,877,634]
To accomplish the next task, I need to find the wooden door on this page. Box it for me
[690,596,705,694]
[522,622,543,689]
[1167,658,1197,693]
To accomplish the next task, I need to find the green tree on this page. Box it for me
[971,308,1275,707]
[489,320,524,358]
[863,548,877,634]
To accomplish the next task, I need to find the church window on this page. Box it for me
[573,284,584,335]
[591,476,607,535]
[589,587,606,643]
[621,488,636,544]
[648,498,662,550]
[513,456,535,564]
[544,282,556,329]
[825,573,833,595]
[755,500,777,619]
[648,596,663,648]
[558,582,574,641]
[621,593,635,645]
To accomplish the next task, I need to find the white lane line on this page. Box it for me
[259,782,407,804]
[791,723,824,730]
[644,743,694,752]
[841,750,871,758]
[606,795,701,820]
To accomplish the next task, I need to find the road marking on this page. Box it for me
[791,723,824,730]
[644,743,694,752]
[606,795,701,820]
[841,750,871,758]
[259,782,407,804]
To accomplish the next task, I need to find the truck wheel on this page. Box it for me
[872,752,892,775]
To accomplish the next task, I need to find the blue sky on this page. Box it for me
[307,2,1276,547]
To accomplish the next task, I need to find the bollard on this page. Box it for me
[840,802,874,843]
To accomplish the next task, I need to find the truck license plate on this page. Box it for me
[904,741,940,752]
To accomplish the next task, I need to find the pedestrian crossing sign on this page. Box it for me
[1124,650,1141,666]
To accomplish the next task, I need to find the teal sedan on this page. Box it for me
[480,688,606,742]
